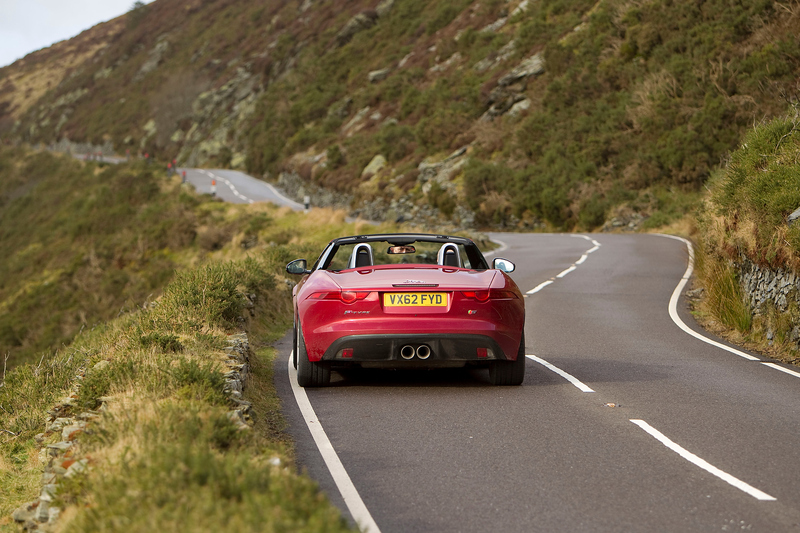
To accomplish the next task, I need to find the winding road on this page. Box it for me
[178,167,305,209]
[274,232,800,532]
[79,157,800,530]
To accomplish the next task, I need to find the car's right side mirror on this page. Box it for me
[286,259,310,275]
[492,258,515,273]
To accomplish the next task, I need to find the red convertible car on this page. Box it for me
[286,234,525,387]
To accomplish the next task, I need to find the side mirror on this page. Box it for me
[286,259,310,275]
[492,258,515,273]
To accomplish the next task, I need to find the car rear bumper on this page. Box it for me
[321,333,514,368]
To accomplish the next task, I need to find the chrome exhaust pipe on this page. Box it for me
[416,344,431,360]
[400,345,416,360]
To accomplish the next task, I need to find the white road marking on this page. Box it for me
[762,362,800,380]
[527,235,600,293]
[483,238,509,257]
[205,170,255,204]
[527,280,554,294]
[287,353,382,533]
[526,354,595,393]
[630,419,776,501]
[659,234,761,362]
[556,265,577,278]
[662,234,800,379]
[263,181,306,210]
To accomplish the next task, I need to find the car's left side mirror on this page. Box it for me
[492,258,515,273]
[286,259,311,275]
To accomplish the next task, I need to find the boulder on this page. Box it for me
[362,155,387,177]
[368,68,391,82]
[498,53,545,87]
[788,206,800,225]
[335,11,379,46]
[376,0,395,17]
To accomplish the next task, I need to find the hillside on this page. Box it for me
[0,146,404,531]
[0,147,386,370]
[693,108,800,365]
[1,0,799,229]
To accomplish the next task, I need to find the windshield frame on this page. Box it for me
[312,234,490,271]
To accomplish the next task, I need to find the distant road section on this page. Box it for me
[179,168,305,210]
[67,152,305,211]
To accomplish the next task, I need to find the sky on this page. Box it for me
[0,0,155,68]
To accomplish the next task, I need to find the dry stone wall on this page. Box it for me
[738,258,799,314]
[12,333,253,532]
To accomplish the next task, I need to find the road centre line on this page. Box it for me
[527,280,554,294]
[526,354,595,392]
[527,235,600,294]
[630,419,776,501]
[287,353,382,533]
[203,170,255,204]
[557,265,577,278]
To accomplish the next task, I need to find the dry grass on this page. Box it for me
[0,18,124,119]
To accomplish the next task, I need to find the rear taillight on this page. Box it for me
[461,290,517,301]
[310,291,371,303]
[461,290,490,302]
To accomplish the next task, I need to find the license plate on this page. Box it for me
[383,293,447,307]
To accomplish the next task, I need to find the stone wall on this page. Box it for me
[738,258,799,314]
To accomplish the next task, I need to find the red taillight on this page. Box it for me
[461,290,516,301]
[477,348,488,358]
[342,348,353,358]
[461,290,490,302]
[310,291,370,303]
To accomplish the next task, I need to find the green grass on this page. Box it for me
[0,144,498,530]
[7,0,800,230]
[694,109,800,364]
[0,253,353,532]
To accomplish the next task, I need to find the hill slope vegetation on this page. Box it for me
[1,0,799,229]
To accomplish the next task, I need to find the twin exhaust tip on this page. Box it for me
[401,344,431,360]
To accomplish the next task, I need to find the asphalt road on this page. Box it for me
[274,232,800,532]
[178,167,305,209]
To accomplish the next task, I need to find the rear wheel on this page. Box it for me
[296,322,330,387]
[489,332,526,386]
[292,319,298,370]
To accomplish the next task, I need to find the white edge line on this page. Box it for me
[586,245,600,254]
[288,353,382,533]
[575,254,588,265]
[762,362,800,379]
[630,419,776,501]
[483,238,508,257]
[526,280,554,294]
[659,234,761,362]
[526,354,595,393]
[556,265,577,278]
[265,181,306,210]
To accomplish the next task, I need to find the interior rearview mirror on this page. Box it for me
[388,245,416,254]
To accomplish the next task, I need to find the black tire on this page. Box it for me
[292,320,298,370]
[296,322,330,387]
[489,332,526,386]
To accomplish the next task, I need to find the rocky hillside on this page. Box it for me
[1,0,799,229]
